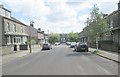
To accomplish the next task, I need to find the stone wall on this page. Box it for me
[89,42,119,52]
[2,45,14,55]
[0,47,2,56]
[99,43,118,52]
[0,16,2,46]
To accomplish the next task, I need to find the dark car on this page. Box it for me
[42,43,52,50]
[74,42,88,52]
[70,42,76,48]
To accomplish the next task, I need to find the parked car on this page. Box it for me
[66,42,71,45]
[70,42,76,48]
[74,42,88,52]
[42,43,52,50]
[55,42,61,46]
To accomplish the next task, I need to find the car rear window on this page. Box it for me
[80,44,86,48]
[44,44,48,45]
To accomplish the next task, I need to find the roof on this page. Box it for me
[0,5,11,13]
[112,27,120,31]
[37,30,45,34]
[2,16,28,26]
[107,10,119,17]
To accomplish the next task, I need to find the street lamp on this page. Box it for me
[29,21,34,53]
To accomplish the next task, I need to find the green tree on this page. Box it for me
[85,5,109,40]
[48,33,60,44]
[68,32,79,42]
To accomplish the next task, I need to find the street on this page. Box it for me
[3,44,118,75]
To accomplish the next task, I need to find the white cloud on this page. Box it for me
[0,0,119,33]
[66,0,119,3]
[97,2,118,14]
[1,0,50,17]
[78,14,89,23]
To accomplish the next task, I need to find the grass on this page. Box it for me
[93,50,101,55]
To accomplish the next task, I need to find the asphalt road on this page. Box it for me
[2,44,118,75]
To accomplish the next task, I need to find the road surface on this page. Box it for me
[2,44,118,75]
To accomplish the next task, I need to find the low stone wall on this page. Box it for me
[0,47,2,56]
[100,43,118,52]
[2,46,14,55]
[31,44,40,49]
[89,43,119,52]
[2,44,41,55]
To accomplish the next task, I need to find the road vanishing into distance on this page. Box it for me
[3,44,118,75]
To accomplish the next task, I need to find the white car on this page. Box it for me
[70,42,76,48]
[55,42,60,45]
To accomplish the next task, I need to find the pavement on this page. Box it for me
[2,45,118,75]
[89,48,120,63]
[2,47,41,65]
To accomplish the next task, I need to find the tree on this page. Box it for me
[85,5,109,41]
[48,33,60,44]
[68,32,79,42]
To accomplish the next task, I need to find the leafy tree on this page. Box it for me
[31,39,36,45]
[68,32,79,42]
[85,5,109,41]
[48,33,60,44]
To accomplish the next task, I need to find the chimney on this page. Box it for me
[0,5,4,8]
[103,14,108,18]
[118,0,120,10]
[38,28,41,31]
[30,23,34,27]
[42,31,44,33]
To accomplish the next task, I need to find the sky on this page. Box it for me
[0,0,119,33]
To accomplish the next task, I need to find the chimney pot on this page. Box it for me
[0,5,3,8]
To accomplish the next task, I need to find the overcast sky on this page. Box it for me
[0,0,119,33]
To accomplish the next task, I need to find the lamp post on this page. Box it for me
[29,21,34,53]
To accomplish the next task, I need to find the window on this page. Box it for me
[110,19,113,29]
[21,26,24,33]
[13,36,21,44]
[7,22,10,32]
[7,36,10,44]
[14,36,16,43]
[13,24,16,32]
[5,11,11,18]
[0,8,5,17]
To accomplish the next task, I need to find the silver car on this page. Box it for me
[42,43,52,50]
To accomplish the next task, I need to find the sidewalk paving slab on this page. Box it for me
[89,48,120,63]
[2,47,41,65]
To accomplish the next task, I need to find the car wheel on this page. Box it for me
[86,49,88,52]
[74,47,76,51]
[76,48,78,52]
